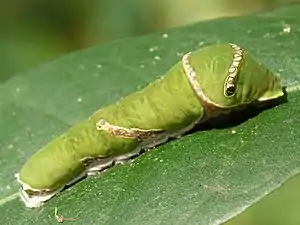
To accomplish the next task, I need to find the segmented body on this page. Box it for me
[15,43,283,208]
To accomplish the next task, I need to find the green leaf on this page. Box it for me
[1,4,300,225]
[225,173,300,225]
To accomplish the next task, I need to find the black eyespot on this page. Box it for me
[226,85,236,96]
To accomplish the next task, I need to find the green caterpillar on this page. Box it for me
[15,43,284,208]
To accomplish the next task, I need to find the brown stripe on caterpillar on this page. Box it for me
[96,119,165,141]
[181,51,230,117]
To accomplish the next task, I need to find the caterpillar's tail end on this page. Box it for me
[14,172,61,208]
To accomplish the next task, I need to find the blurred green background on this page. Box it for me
[1,0,299,82]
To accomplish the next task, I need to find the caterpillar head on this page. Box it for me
[182,43,284,109]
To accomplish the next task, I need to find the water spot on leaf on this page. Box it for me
[284,118,294,124]
[149,46,159,52]
[263,33,270,38]
[198,41,205,46]
[281,23,291,34]
[77,97,82,103]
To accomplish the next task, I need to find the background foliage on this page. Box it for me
[1,0,299,80]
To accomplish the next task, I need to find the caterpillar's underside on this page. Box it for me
[15,43,284,208]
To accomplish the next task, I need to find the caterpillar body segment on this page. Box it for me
[15,43,284,208]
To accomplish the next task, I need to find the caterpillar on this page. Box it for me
[15,43,284,208]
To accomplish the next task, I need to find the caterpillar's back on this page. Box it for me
[15,43,284,208]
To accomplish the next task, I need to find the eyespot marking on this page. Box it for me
[224,43,244,97]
